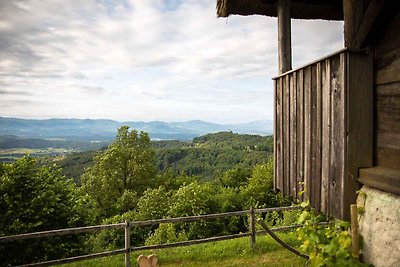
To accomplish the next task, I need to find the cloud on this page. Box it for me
[0,89,32,95]
[0,0,344,123]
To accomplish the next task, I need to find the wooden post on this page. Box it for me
[343,0,364,47]
[249,207,256,250]
[277,0,292,74]
[125,220,131,267]
[350,204,359,259]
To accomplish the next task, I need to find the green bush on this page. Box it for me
[296,201,372,267]
[0,156,89,266]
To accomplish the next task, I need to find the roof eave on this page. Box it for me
[217,0,344,21]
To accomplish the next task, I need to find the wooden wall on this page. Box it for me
[274,50,373,220]
[374,12,400,170]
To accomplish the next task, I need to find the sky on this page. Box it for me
[0,0,344,124]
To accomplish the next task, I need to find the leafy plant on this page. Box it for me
[296,200,372,267]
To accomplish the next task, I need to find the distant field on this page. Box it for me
[61,232,306,267]
[0,147,78,162]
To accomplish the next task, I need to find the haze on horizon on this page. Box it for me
[0,0,344,124]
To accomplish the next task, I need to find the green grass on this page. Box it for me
[61,232,306,267]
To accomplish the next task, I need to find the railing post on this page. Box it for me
[250,207,256,250]
[350,204,359,259]
[125,220,131,267]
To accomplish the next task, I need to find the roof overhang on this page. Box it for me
[217,0,344,20]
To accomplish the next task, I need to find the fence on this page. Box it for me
[0,206,301,267]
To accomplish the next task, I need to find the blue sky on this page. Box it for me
[0,0,343,123]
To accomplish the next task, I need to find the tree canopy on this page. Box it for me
[0,156,87,266]
[81,126,157,218]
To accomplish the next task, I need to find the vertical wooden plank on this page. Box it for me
[250,207,256,250]
[341,52,348,220]
[279,78,285,192]
[290,72,297,199]
[296,69,304,202]
[274,79,278,191]
[317,63,323,211]
[321,59,331,214]
[284,75,291,195]
[329,53,346,219]
[346,51,373,218]
[310,63,322,211]
[303,66,312,201]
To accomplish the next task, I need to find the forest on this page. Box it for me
[0,127,289,266]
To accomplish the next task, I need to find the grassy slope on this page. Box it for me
[61,233,306,267]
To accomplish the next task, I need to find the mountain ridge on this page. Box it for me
[0,117,273,141]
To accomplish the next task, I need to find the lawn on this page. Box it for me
[61,232,306,267]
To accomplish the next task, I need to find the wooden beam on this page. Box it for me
[351,0,385,48]
[359,167,400,195]
[277,0,292,74]
[343,0,364,47]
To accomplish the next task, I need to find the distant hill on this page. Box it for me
[0,117,273,141]
[45,131,273,182]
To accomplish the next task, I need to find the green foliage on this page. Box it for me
[2,130,286,264]
[53,132,273,182]
[0,156,89,266]
[168,182,217,217]
[135,186,171,221]
[219,167,251,188]
[156,132,273,180]
[145,223,188,245]
[296,201,372,267]
[86,211,135,252]
[81,126,156,218]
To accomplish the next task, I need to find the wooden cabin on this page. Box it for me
[216,0,400,221]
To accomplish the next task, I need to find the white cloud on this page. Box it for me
[0,0,343,123]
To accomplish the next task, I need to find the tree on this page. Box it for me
[243,160,278,208]
[219,167,252,188]
[0,156,87,266]
[81,126,156,218]
[135,186,171,221]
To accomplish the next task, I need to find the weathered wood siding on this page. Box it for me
[374,12,400,171]
[274,49,373,219]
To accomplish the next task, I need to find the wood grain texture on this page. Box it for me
[343,0,364,47]
[311,64,322,210]
[278,78,285,191]
[346,51,373,214]
[290,72,297,198]
[359,167,400,194]
[277,0,292,74]
[321,59,331,214]
[329,54,345,218]
[303,66,312,202]
[273,49,373,220]
[296,69,305,202]
[284,75,291,194]
[373,13,400,171]
[351,0,385,48]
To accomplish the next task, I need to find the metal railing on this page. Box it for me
[0,206,302,267]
